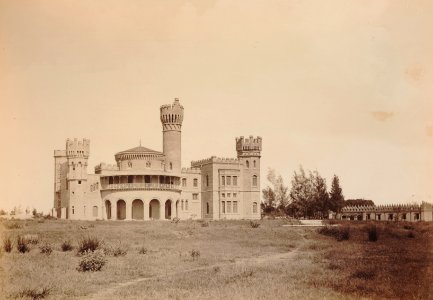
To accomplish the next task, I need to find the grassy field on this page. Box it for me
[0,218,432,300]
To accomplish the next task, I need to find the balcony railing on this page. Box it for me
[101,183,181,191]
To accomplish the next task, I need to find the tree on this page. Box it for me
[311,171,330,218]
[329,175,345,213]
[262,169,289,215]
[345,199,374,207]
[289,166,314,218]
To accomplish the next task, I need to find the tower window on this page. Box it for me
[221,176,225,186]
[206,175,209,187]
[170,162,173,170]
[193,178,198,187]
[252,175,258,186]
[227,176,231,185]
[246,160,249,168]
[182,178,187,187]
[72,206,75,214]
[233,176,238,186]
[78,181,82,185]
[253,202,258,213]
[185,200,188,211]
[193,193,198,200]
[206,202,210,214]
[253,160,256,168]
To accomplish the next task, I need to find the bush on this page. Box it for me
[138,246,147,255]
[104,244,127,257]
[171,217,180,224]
[16,287,51,299]
[5,222,21,229]
[191,249,200,260]
[61,240,73,252]
[77,236,102,255]
[40,243,53,255]
[23,234,39,244]
[250,220,261,228]
[3,236,12,253]
[318,225,350,241]
[17,236,30,253]
[367,225,378,242]
[77,250,106,272]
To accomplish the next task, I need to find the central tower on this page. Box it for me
[160,98,184,174]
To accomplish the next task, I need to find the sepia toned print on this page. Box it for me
[0,1,432,299]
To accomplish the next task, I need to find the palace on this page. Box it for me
[53,98,262,221]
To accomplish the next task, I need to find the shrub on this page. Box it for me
[40,243,53,255]
[171,217,180,224]
[77,236,102,255]
[23,234,39,244]
[191,249,200,260]
[5,222,21,229]
[3,236,12,253]
[61,240,73,252]
[318,225,350,241]
[77,250,106,272]
[104,244,127,257]
[250,220,260,228]
[17,236,30,253]
[367,225,378,242]
[16,287,51,299]
[351,269,376,280]
[138,246,147,255]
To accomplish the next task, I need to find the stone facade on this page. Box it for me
[53,99,262,221]
[335,202,433,222]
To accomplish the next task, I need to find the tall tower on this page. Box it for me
[160,98,184,174]
[236,136,262,219]
[66,138,90,218]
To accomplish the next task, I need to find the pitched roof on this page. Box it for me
[115,146,162,156]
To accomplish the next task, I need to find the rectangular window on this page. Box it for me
[233,193,237,198]
[227,201,231,213]
[415,213,420,220]
[193,193,198,200]
[222,201,225,213]
[233,201,238,213]
[193,178,198,187]
[78,180,82,185]
[233,176,237,186]
[227,176,231,185]
[72,206,75,214]
[221,176,225,186]
[182,178,187,187]
[227,193,231,198]
[221,193,225,198]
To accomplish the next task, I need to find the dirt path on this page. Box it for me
[86,248,301,300]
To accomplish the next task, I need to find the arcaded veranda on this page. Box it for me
[103,198,188,221]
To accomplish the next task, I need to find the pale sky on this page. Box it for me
[0,0,432,213]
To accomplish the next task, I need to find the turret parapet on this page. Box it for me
[160,98,184,130]
[94,163,119,173]
[236,135,262,158]
[181,167,201,174]
[66,138,90,158]
[191,156,240,167]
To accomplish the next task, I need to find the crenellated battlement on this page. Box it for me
[181,167,201,174]
[191,156,240,167]
[66,138,90,158]
[160,98,184,126]
[342,203,422,213]
[94,163,119,173]
[236,135,262,157]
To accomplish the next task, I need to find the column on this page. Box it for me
[113,201,118,220]
[125,200,132,220]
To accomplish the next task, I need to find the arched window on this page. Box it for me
[252,175,258,186]
[181,200,184,210]
[206,175,209,186]
[170,162,173,170]
[206,202,210,214]
[253,160,256,168]
[182,178,187,187]
[185,200,188,211]
[253,202,258,213]
[146,161,151,168]
[246,160,249,168]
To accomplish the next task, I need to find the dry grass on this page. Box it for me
[0,218,431,299]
